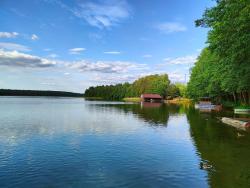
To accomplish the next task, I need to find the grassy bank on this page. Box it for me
[123,97,193,104]
[84,97,103,100]
[165,98,192,105]
[123,97,141,102]
[234,105,250,110]
[84,96,194,105]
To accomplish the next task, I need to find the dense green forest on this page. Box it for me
[84,74,186,100]
[0,89,83,97]
[187,0,250,105]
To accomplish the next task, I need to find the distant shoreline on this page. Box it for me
[0,89,83,97]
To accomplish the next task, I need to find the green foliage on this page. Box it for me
[187,48,222,99]
[166,84,179,98]
[133,74,170,97]
[196,0,250,67]
[84,82,132,100]
[84,74,171,100]
[235,105,250,109]
[188,0,250,105]
[175,83,187,97]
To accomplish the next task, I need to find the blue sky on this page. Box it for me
[0,0,214,92]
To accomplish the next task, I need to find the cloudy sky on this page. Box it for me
[0,0,214,93]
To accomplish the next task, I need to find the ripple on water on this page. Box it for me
[0,97,213,188]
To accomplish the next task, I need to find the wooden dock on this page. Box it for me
[221,117,250,131]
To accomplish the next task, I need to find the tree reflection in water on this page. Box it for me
[186,108,250,188]
[99,102,250,187]
[92,102,170,125]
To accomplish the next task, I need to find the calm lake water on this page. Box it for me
[0,97,249,188]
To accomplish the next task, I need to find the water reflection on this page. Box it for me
[0,98,190,146]
[0,97,208,188]
[1,97,249,188]
[91,102,170,125]
[0,103,139,145]
[90,102,190,126]
[186,108,250,188]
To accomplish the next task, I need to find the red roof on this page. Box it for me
[141,94,162,99]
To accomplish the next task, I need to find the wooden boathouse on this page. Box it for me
[141,94,163,102]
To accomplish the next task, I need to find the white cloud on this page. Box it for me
[137,70,188,83]
[41,82,56,85]
[0,42,30,52]
[0,48,147,76]
[0,32,19,38]
[168,72,186,83]
[0,49,57,68]
[91,74,137,84]
[69,48,86,54]
[163,55,197,65]
[0,48,152,86]
[44,0,131,29]
[142,54,152,58]
[104,51,121,54]
[31,34,39,40]
[73,0,131,28]
[156,22,187,34]
[68,60,140,74]
[47,53,58,58]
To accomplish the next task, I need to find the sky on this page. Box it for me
[0,0,215,93]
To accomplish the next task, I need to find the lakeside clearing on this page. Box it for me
[165,98,192,105]
[122,97,141,102]
[122,97,193,105]
[84,97,103,100]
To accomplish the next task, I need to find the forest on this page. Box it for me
[0,89,83,97]
[84,74,186,100]
[187,0,250,105]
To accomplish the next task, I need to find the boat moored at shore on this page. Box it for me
[195,97,222,112]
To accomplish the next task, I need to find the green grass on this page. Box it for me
[165,98,192,105]
[234,105,250,109]
[84,97,103,100]
[122,97,141,102]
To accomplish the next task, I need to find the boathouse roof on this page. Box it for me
[141,94,162,99]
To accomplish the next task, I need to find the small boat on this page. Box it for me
[234,108,250,114]
[195,97,222,112]
[221,117,250,131]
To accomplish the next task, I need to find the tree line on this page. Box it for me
[84,74,187,100]
[0,89,83,97]
[187,0,250,105]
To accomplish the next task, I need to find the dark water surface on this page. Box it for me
[0,97,249,188]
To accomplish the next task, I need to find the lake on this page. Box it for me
[0,97,249,188]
